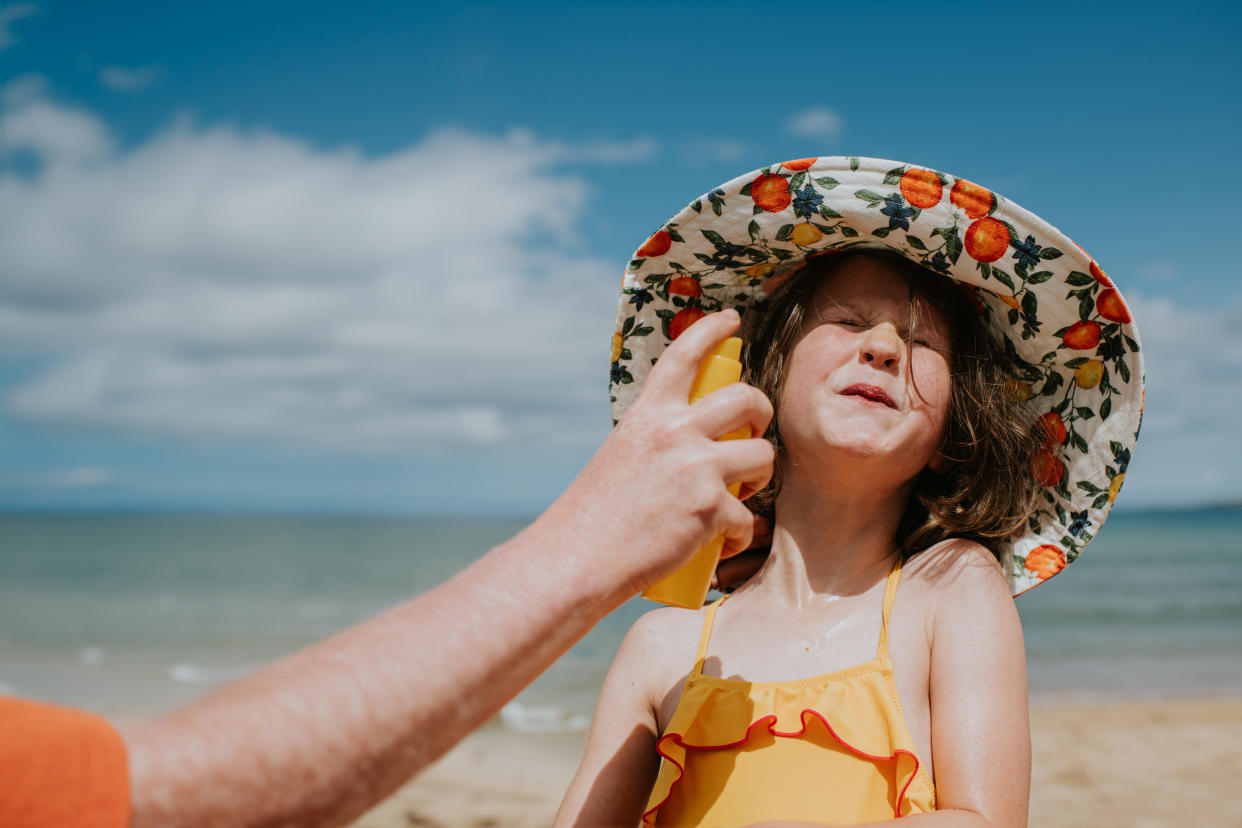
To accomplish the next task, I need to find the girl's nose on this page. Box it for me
[859,323,903,369]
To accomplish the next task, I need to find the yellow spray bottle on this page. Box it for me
[642,336,750,609]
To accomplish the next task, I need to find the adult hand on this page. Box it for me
[541,309,775,598]
[110,310,776,828]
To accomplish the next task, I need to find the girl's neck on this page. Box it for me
[747,469,913,610]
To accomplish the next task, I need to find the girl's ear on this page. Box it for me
[928,449,950,474]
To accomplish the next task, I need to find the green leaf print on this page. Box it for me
[854,189,885,207]
[1022,291,1038,318]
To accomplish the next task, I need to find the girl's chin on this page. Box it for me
[788,440,938,478]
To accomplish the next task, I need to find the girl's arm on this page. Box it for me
[748,542,1032,828]
[914,542,1031,827]
[555,609,681,828]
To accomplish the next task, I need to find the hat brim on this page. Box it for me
[609,156,1145,596]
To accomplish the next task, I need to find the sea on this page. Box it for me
[1,509,1239,732]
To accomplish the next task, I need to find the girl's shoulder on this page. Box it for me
[903,537,1006,588]
[624,604,710,666]
[902,538,1019,644]
[900,537,1009,605]
[617,604,713,717]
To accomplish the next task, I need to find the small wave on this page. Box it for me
[168,662,256,685]
[0,681,15,695]
[169,663,214,684]
[500,701,590,734]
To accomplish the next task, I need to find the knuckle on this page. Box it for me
[645,417,690,455]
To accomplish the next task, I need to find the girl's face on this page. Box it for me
[777,255,954,487]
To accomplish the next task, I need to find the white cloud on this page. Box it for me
[550,135,659,164]
[0,82,633,452]
[0,75,113,165]
[786,105,844,139]
[1116,291,1242,506]
[99,65,163,93]
[1138,260,1178,282]
[0,2,37,50]
[681,138,747,166]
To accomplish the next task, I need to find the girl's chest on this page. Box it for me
[655,601,936,783]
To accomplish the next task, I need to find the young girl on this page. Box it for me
[558,156,1144,827]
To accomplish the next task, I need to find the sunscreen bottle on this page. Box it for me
[642,336,750,609]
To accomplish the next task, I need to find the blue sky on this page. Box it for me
[0,0,1238,514]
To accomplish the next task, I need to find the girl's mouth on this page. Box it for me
[841,384,897,408]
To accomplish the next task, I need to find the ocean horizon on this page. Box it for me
[2,507,1239,731]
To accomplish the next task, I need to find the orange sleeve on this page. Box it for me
[0,695,131,828]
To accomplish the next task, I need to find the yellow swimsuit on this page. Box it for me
[643,556,937,826]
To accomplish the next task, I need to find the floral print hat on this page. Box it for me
[609,156,1144,596]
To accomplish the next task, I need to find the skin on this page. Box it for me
[118,310,776,828]
[555,256,1031,828]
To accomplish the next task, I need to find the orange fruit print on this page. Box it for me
[899,168,943,208]
[1096,288,1131,323]
[1036,412,1068,446]
[964,216,1009,262]
[669,307,705,340]
[1063,320,1101,350]
[637,230,672,258]
[1089,261,1114,287]
[950,179,993,219]
[1031,448,1064,487]
[781,157,817,171]
[667,276,703,297]
[1024,544,1067,579]
[751,173,791,212]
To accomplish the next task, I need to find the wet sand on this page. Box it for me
[347,697,1242,828]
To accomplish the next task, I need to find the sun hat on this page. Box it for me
[608,155,1144,596]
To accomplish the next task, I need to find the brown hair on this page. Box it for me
[739,247,1041,561]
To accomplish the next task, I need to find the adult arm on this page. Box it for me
[119,309,775,828]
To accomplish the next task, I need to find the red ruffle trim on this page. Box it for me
[642,708,924,825]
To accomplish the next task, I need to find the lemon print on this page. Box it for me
[789,223,823,246]
[1005,377,1033,403]
[1075,359,1103,389]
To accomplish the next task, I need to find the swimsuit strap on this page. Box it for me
[876,555,905,663]
[691,594,729,676]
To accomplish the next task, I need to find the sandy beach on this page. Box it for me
[347,696,1242,828]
